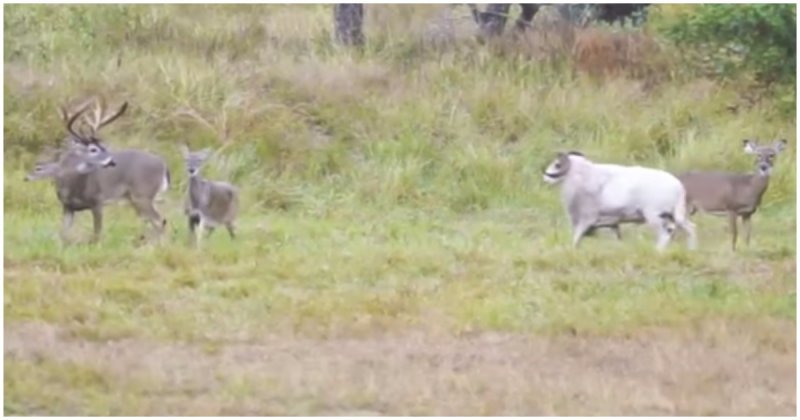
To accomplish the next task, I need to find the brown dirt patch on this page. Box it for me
[5,319,795,415]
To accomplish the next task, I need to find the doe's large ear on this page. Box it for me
[773,139,787,152]
[36,162,60,177]
[742,139,758,154]
[198,148,213,160]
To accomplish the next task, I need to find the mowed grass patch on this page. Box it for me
[4,316,795,415]
[5,195,794,342]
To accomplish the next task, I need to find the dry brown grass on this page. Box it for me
[483,19,670,88]
[572,27,667,83]
[5,319,795,415]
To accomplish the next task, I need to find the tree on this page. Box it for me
[333,4,364,46]
[330,4,651,48]
[468,4,540,38]
[468,4,649,39]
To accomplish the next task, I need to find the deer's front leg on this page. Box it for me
[728,211,739,251]
[195,218,205,249]
[90,206,103,243]
[60,208,75,244]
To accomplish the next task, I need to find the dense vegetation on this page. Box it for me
[4,4,795,415]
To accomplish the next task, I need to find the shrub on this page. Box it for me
[652,4,795,85]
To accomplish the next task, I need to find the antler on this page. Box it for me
[83,96,129,136]
[57,97,98,143]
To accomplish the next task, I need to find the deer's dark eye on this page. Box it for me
[554,163,561,170]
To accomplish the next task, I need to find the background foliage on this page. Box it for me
[652,4,795,85]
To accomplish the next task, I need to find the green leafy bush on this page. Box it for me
[653,4,795,85]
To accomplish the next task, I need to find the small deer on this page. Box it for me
[180,145,239,247]
[26,97,171,244]
[677,139,787,250]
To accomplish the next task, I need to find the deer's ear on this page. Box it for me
[774,139,787,152]
[198,148,213,160]
[743,139,757,154]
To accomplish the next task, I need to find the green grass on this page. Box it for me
[4,4,796,415]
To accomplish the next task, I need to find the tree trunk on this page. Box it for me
[515,4,540,32]
[333,4,364,46]
[479,4,510,38]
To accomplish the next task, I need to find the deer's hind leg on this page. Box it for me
[60,207,75,244]
[130,197,166,242]
[646,211,675,252]
[742,214,753,246]
[225,222,236,239]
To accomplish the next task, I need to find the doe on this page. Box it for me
[677,139,787,250]
[180,145,239,247]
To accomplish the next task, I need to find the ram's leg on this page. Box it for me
[571,219,595,248]
[567,201,595,245]
[677,217,697,250]
[611,224,622,240]
[647,212,674,252]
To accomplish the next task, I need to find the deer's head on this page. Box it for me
[60,97,128,168]
[180,144,213,178]
[743,139,787,176]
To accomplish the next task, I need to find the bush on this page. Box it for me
[652,4,795,85]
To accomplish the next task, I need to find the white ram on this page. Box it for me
[542,151,696,251]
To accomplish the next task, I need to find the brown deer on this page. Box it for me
[25,97,171,244]
[677,139,787,250]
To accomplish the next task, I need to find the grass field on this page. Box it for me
[3,4,796,415]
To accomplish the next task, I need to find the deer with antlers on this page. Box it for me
[25,97,171,244]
